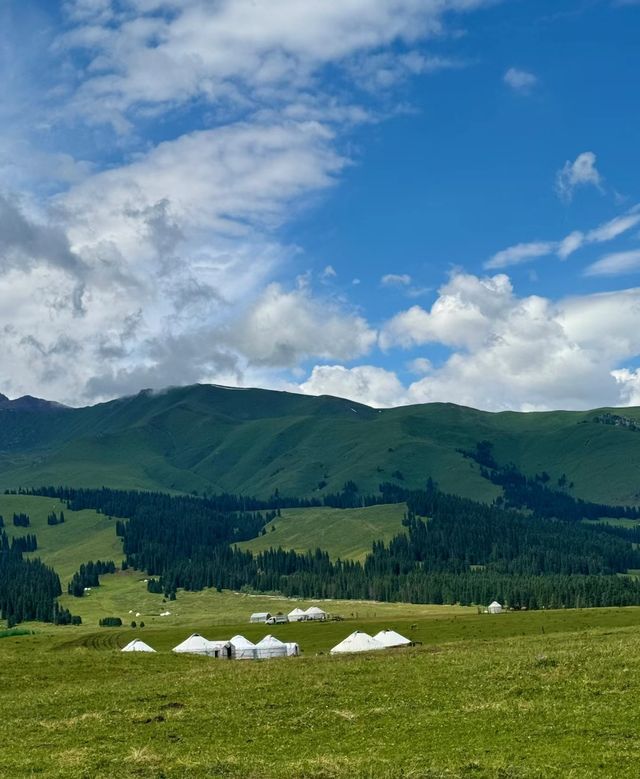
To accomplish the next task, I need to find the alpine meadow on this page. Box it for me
[3,0,640,777]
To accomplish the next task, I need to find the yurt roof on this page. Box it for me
[121,639,156,652]
[489,601,502,607]
[172,633,213,652]
[330,631,385,654]
[256,634,285,648]
[230,634,256,648]
[373,629,411,648]
[305,606,326,614]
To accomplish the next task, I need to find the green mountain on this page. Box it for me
[1,384,640,504]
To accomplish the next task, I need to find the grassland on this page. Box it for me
[238,503,407,561]
[4,608,640,777]
[0,494,122,580]
[3,383,640,504]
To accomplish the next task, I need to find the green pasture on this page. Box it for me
[238,503,407,561]
[4,614,640,777]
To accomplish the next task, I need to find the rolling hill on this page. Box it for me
[1,383,640,504]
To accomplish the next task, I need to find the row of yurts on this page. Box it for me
[121,628,414,657]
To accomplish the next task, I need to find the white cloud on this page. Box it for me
[555,151,604,203]
[228,283,377,367]
[368,272,640,411]
[322,265,337,279]
[486,206,640,268]
[381,273,412,287]
[584,250,640,277]
[485,241,556,270]
[503,67,538,93]
[59,0,494,129]
[299,364,405,408]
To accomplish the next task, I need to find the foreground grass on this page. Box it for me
[3,619,640,777]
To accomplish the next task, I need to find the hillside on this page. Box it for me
[1,384,640,504]
[238,503,407,561]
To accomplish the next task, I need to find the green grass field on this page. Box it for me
[4,608,640,777]
[0,494,123,580]
[238,503,407,561]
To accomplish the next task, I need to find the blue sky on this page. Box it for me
[1,0,640,410]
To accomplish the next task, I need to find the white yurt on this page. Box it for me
[488,601,503,614]
[255,634,288,659]
[330,631,386,655]
[121,639,156,653]
[207,640,233,659]
[287,608,306,622]
[250,612,271,623]
[304,606,327,621]
[229,635,257,660]
[172,633,218,656]
[373,630,411,648]
[284,642,300,657]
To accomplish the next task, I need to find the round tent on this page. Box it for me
[284,642,300,657]
[330,631,386,655]
[229,635,257,660]
[373,630,411,648]
[488,601,503,614]
[121,639,156,653]
[172,633,218,656]
[304,606,327,621]
[287,608,306,622]
[255,634,287,660]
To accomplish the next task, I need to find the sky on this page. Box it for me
[1,0,640,411]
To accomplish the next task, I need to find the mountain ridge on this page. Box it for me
[0,383,639,504]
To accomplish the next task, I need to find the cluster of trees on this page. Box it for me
[10,534,37,553]
[0,529,80,626]
[99,617,122,627]
[67,560,117,597]
[47,511,65,526]
[12,513,30,527]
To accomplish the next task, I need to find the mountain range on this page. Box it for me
[0,384,639,504]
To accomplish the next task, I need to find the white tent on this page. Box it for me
[373,630,411,648]
[208,640,233,659]
[488,601,503,614]
[172,633,219,656]
[250,612,271,623]
[121,639,156,653]
[304,606,327,621]
[255,634,288,659]
[284,642,300,657]
[330,631,386,655]
[287,608,306,622]
[229,634,257,660]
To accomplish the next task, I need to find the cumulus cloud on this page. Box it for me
[228,283,376,368]
[503,67,538,93]
[354,272,640,411]
[555,151,604,203]
[299,364,405,408]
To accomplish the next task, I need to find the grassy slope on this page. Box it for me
[0,494,123,581]
[4,612,640,776]
[237,503,407,561]
[1,384,640,503]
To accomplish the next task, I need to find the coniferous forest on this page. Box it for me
[18,473,640,613]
